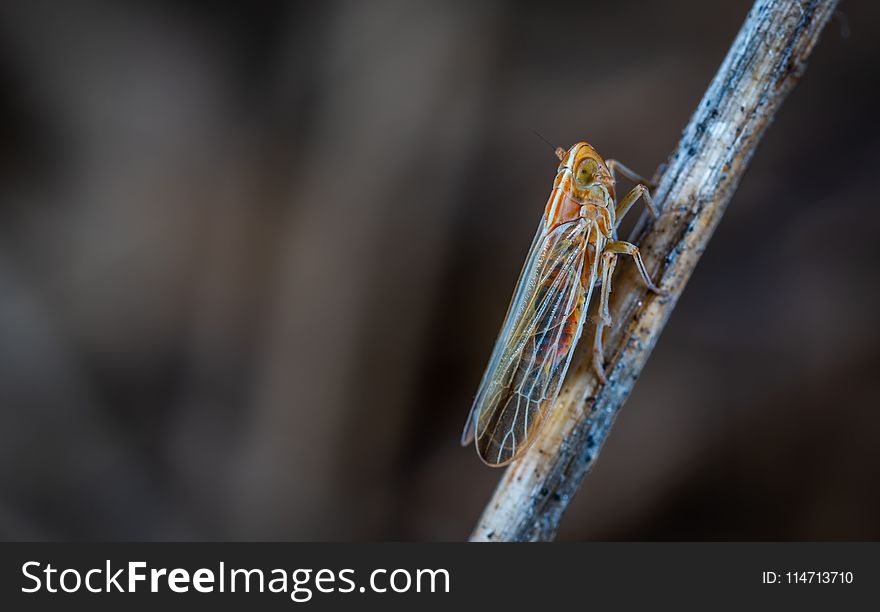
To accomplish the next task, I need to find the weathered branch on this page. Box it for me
[471,0,838,542]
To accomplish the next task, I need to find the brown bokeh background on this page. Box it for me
[1,0,878,540]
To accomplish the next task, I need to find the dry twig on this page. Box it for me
[471,0,839,542]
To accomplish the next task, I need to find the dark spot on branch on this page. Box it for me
[470,0,839,543]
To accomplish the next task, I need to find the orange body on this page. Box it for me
[463,142,658,466]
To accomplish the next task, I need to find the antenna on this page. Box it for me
[530,129,566,161]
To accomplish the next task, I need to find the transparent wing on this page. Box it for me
[462,219,598,466]
[460,221,547,447]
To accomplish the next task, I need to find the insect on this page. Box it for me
[461,142,664,466]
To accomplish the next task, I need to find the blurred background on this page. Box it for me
[1,0,878,541]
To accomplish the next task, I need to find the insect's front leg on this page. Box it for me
[614,184,658,229]
[606,159,655,187]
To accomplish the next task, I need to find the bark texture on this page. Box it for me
[471,0,840,542]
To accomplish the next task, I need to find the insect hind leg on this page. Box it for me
[592,250,618,383]
[592,240,666,383]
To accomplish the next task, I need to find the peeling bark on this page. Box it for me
[471,0,839,542]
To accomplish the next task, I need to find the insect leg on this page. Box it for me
[614,184,658,229]
[604,240,665,294]
[592,250,618,383]
[606,159,657,188]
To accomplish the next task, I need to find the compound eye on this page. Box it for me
[574,158,599,188]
